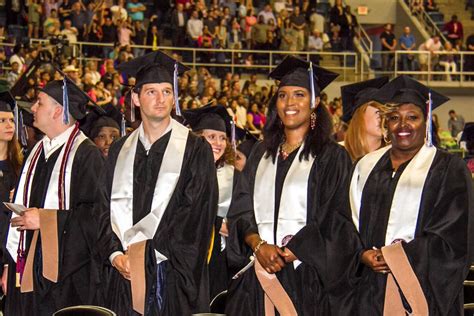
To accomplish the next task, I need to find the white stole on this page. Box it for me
[6,131,87,262]
[350,145,437,245]
[110,119,189,263]
[217,164,234,218]
[253,146,315,268]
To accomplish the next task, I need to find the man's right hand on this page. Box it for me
[112,254,131,280]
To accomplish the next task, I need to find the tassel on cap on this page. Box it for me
[121,114,126,137]
[130,90,135,123]
[13,100,19,140]
[309,61,316,109]
[173,62,181,116]
[425,91,433,147]
[231,120,236,152]
[19,111,28,148]
[62,78,70,125]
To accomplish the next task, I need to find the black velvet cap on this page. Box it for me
[372,75,449,113]
[269,55,338,94]
[341,76,389,123]
[81,104,122,139]
[118,51,190,89]
[461,122,474,142]
[0,91,16,112]
[182,105,232,136]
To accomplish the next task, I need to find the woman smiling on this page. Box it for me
[350,75,473,315]
[225,56,359,315]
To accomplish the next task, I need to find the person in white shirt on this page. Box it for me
[187,10,203,47]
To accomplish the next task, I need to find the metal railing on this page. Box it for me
[360,50,474,85]
[399,0,449,44]
[20,39,359,81]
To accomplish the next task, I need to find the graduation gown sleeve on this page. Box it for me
[401,153,473,315]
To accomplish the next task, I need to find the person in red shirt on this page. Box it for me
[444,15,464,46]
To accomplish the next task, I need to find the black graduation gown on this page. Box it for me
[3,139,104,316]
[208,166,238,307]
[225,141,360,316]
[98,130,218,316]
[355,149,474,316]
[0,160,17,274]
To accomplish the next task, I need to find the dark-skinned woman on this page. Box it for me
[350,75,473,315]
[225,55,360,315]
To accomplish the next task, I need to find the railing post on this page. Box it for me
[394,50,398,77]
[427,52,431,84]
[460,51,464,85]
[231,50,234,74]
[192,49,196,70]
[343,53,347,81]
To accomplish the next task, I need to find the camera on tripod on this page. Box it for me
[49,35,69,48]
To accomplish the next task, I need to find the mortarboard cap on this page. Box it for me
[41,65,105,123]
[182,105,232,136]
[461,122,474,142]
[340,76,389,123]
[81,104,123,139]
[235,126,258,158]
[0,91,16,112]
[269,55,339,99]
[372,75,449,113]
[118,51,189,89]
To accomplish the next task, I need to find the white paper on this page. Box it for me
[3,203,27,215]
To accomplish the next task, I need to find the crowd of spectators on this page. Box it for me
[0,0,359,62]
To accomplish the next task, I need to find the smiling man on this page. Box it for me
[97,51,218,315]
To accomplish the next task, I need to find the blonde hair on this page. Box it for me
[345,101,388,161]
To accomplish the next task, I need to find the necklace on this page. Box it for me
[280,141,303,160]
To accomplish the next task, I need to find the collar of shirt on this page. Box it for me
[138,120,172,153]
[43,125,76,160]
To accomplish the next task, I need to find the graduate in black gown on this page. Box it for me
[225,56,360,316]
[97,51,218,316]
[4,76,105,315]
[182,105,238,308]
[350,75,474,315]
[0,92,23,299]
[80,104,123,157]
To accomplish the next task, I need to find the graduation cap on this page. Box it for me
[340,76,389,123]
[373,75,450,147]
[81,104,124,139]
[0,91,30,146]
[269,55,339,109]
[182,104,233,136]
[461,122,474,142]
[372,75,449,112]
[118,51,190,116]
[41,66,105,124]
[235,127,258,158]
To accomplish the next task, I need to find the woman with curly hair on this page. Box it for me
[182,104,237,310]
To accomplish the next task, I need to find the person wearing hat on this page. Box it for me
[182,104,237,309]
[340,76,389,161]
[4,76,105,315]
[225,55,359,315]
[0,92,24,297]
[234,128,258,172]
[97,51,218,315]
[81,104,123,157]
[460,122,474,173]
[350,75,473,315]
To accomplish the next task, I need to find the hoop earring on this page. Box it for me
[383,133,391,144]
[310,112,317,130]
